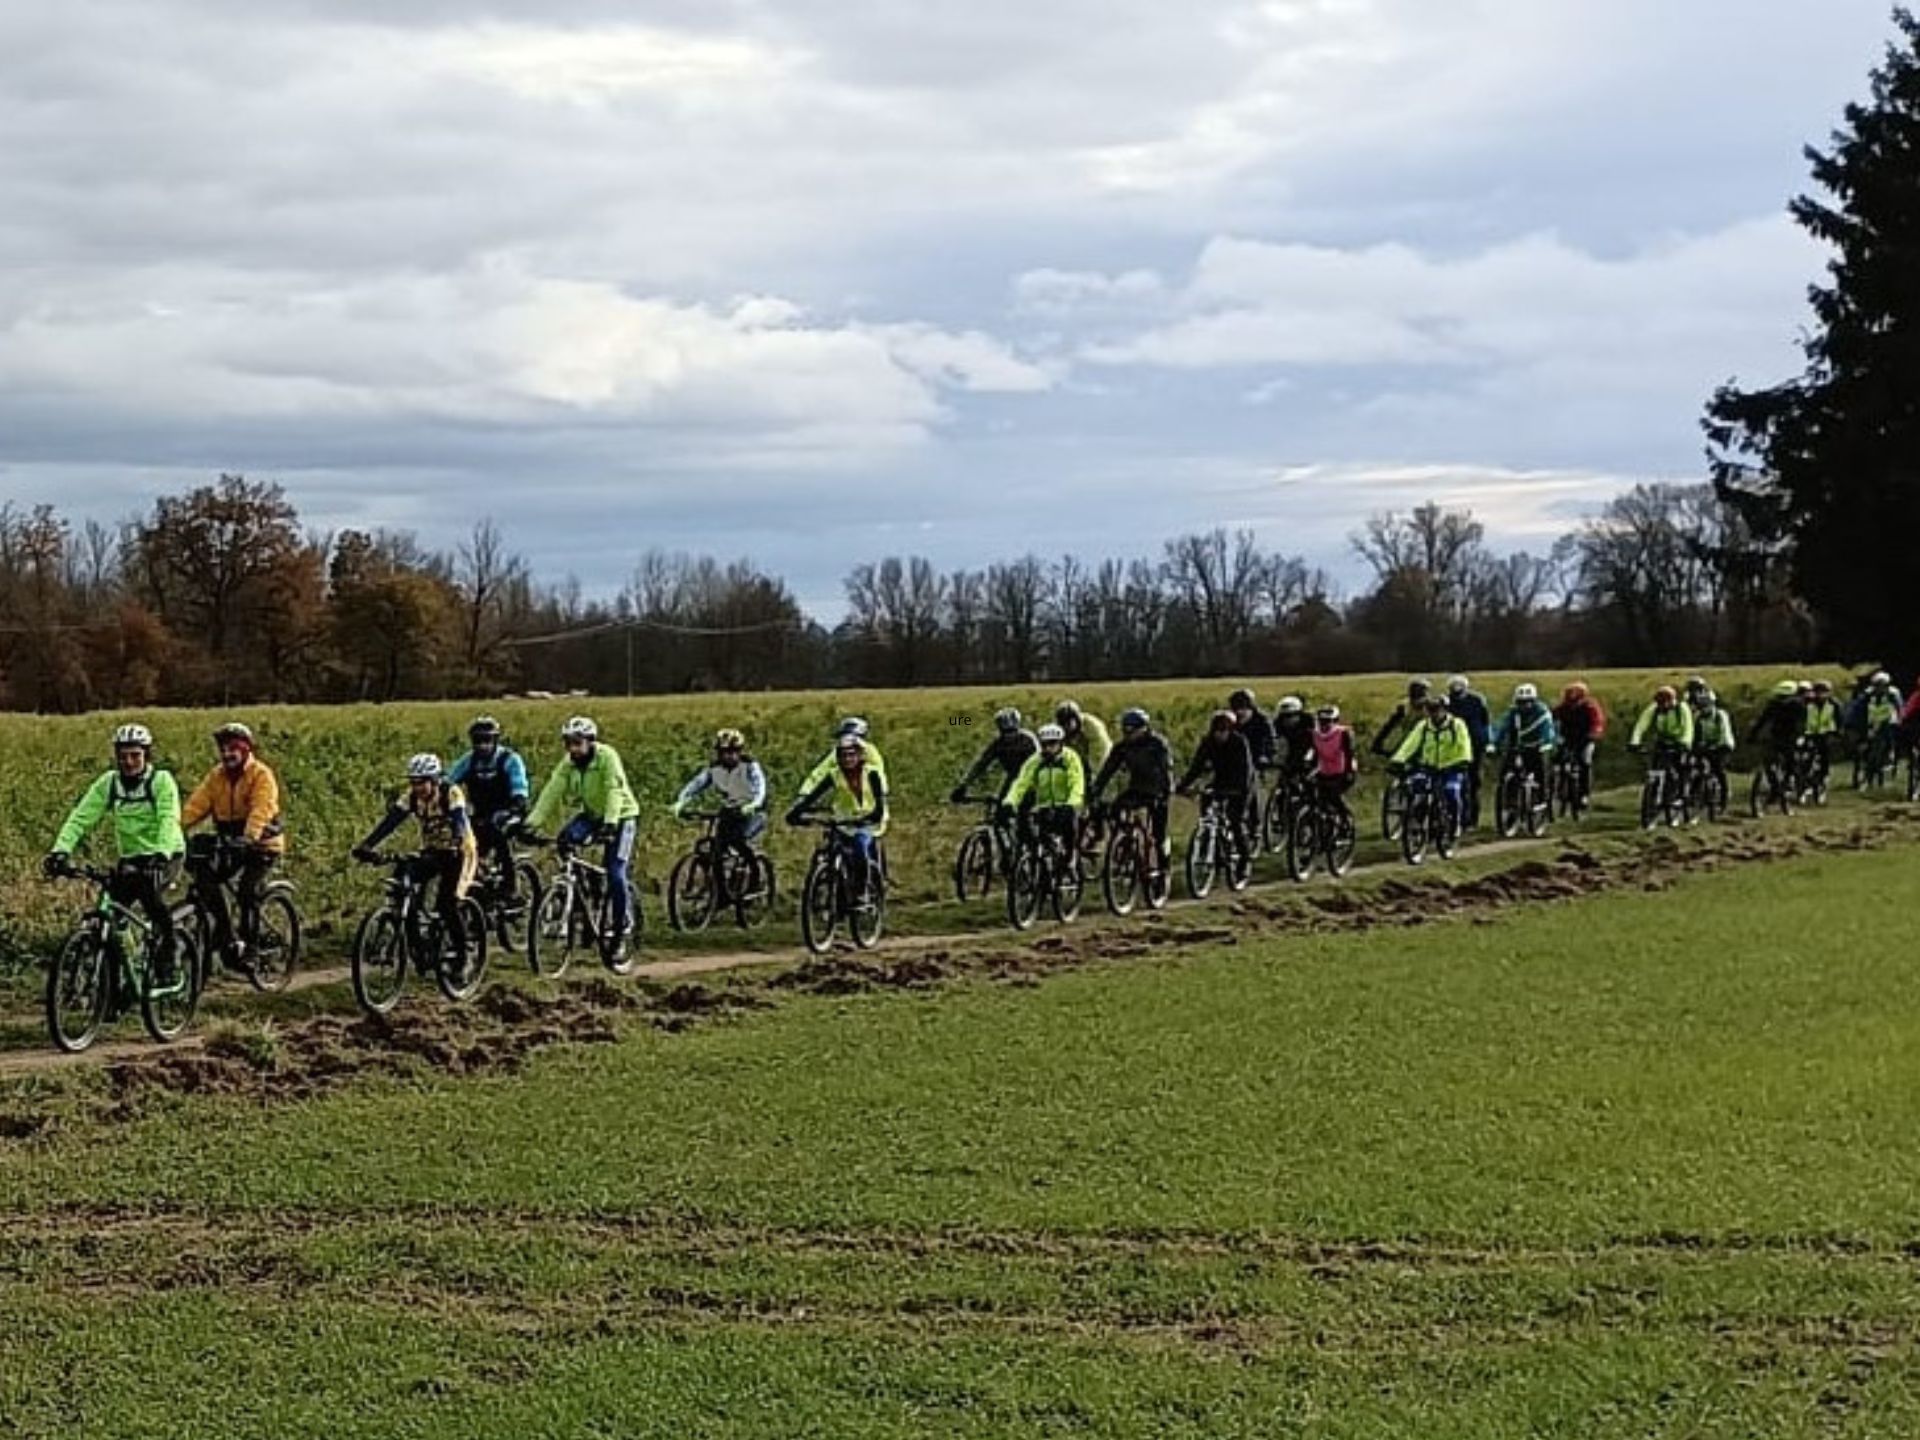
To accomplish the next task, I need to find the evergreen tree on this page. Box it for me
[1704,9,1920,669]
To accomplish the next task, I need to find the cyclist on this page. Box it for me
[1848,669,1903,738]
[800,716,887,796]
[351,753,477,962]
[1490,683,1557,799]
[1308,704,1358,819]
[786,730,888,900]
[1446,675,1492,828]
[1387,694,1474,830]
[951,707,1038,805]
[1803,680,1843,786]
[1683,674,1711,709]
[1370,677,1433,758]
[180,721,285,972]
[1176,709,1256,859]
[1000,722,1085,858]
[1054,700,1112,774]
[1230,687,1277,840]
[1629,685,1696,760]
[1691,688,1737,793]
[672,727,770,866]
[526,716,642,948]
[45,724,186,982]
[1746,680,1806,790]
[1863,673,1903,769]
[1553,682,1607,807]
[1271,696,1313,780]
[1089,708,1175,873]
[447,716,530,904]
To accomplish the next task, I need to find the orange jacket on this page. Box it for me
[181,758,286,853]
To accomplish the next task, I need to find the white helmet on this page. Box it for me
[112,723,153,749]
[1276,696,1304,716]
[1037,723,1065,744]
[560,716,598,741]
[1872,670,1892,686]
[1513,683,1538,703]
[407,753,444,780]
[838,716,870,739]
[1447,675,1470,696]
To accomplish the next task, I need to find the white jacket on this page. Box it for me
[674,759,768,813]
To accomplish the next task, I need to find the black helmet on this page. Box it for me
[1228,687,1255,710]
[1054,700,1082,726]
[469,715,502,742]
[1119,707,1149,733]
[993,707,1022,734]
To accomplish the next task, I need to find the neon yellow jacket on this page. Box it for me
[54,767,185,860]
[528,744,640,830]
[1631,704,1695,749]
[1804,699,1841,737]
[1067,715,1111,774]
[1390,718,1473,771]
[1004,749,1085,810]
[800,741,886,796]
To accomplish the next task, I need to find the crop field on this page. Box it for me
[5,668,1918,1434]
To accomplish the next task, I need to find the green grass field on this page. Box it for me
[4,792,1919,1434]
[0,665,1819,960]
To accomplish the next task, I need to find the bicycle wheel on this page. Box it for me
[1051,849,1084,923]
[736,853,776,930]
[953,829,995,902]
[246,887,302,994]
[1402,801,1430,866]
[531,881,576,981]
[1287,807,1317,882]
[1704,770,1728,821]
[1640,776,1662,830]
[1381,778,1408,841]
[1435,797,1461,859]
[1225,823,1253,892]
[1184,820,1217,900]
[45,927,110,1054]
[1496,772,1522,838]
[1327,807,1357,877]
[598,883,637,977]
[1261,788,1290,855]
[1523,779,1550,838]
[435,899,490,1001]
[1102,830,1141,917]
[849,865,885,950]
[667,851,717,933]
[801,859,838,954]
[351,908,409,1015]
[1007,849,1042,931]
[140,929,202,1044]
[495,863,543,972]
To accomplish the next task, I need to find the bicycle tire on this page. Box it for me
[246,887,302,993]
[433,899,490,1001]
[1051,848,1084,923]
[953,828,996,903]
[736,853,777,930]
[1287,807,1316,882]
[531,881,576,980]
[1261,787,1290,855]
[667,851,717,933]
[139,930,202,1044]
[801,859,838,955]
[598,881,637,977]
[1327,807,1357,876]
[1102,830,1140,917]
[1435,797,1460,859]
[849,865,885,950]
[45,926,109,1054]
[1007,849,1042,931]
[1401,801,1429,866]
[351,908,409,1015]
[1185,819,1217,900]
[1381,778,1408,842]
[494,863,543,972]
[1496,772,1523,839]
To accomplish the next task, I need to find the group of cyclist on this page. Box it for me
[43,668,1914,988]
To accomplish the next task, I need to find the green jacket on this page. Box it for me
[528,744,640,830]
[54,768,185,860]
[1804,699,1841,737]
[1631,704,1695,750]
[800,741,886,796]
[1004,749,1085,811]
[1693,706,1736,753]
[1390,718,1473,771]
[1067,716,1112,774]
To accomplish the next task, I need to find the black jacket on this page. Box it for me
[1748,698,1805,750]
[959,729,1039,792]
[1235,710,1276,768]
[1180,729,1255,794]
[1370,704,1418,758]
[1091,730,1174,802]
[1274,714,1315,773]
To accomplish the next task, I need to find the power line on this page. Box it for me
[501,613,801,648]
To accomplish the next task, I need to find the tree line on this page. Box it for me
[0,474,1819,712]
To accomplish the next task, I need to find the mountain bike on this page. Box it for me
[797,817,885,954]
[468,831,544,972]
[950,794,1017,902]
[1262,770,1311,856]
[1687,754,1730,822]
[528,831,638,978]
[1797,738,1831,806]
[1286,785,1357,881]
[1494,748,1551,839]
[1379,771,1411,842]
[1398,767,1461,866]
[1551,747,1592,823]
[1853,726,1897,792]
[1637,744,1691,829]
[1100,801,1171,916]
[44,862,204,1052]
[1183,788,1253,900]
[668,809,776,932]
[181,834,301,993]
[1748,749,1797,818]
[349,852,489,1015]
[1006,813,1084,930]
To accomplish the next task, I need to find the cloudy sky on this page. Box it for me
[0,1,1898,613]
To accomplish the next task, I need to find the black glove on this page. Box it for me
[490,810,522,837]
[42,852,69,879]
[351,845,378,864]
[1386,762,1405,777]
[784,805,806,828]
[949,785,968,804]
[996,804,1015,827]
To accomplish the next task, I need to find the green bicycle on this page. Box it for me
[45,861,204,1053]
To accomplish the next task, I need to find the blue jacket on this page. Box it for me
[1450,690,1493,757]
[1492,702,1557,752]
[448,747,530,817]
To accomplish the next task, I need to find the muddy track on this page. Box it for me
[0,811,1909,1116]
